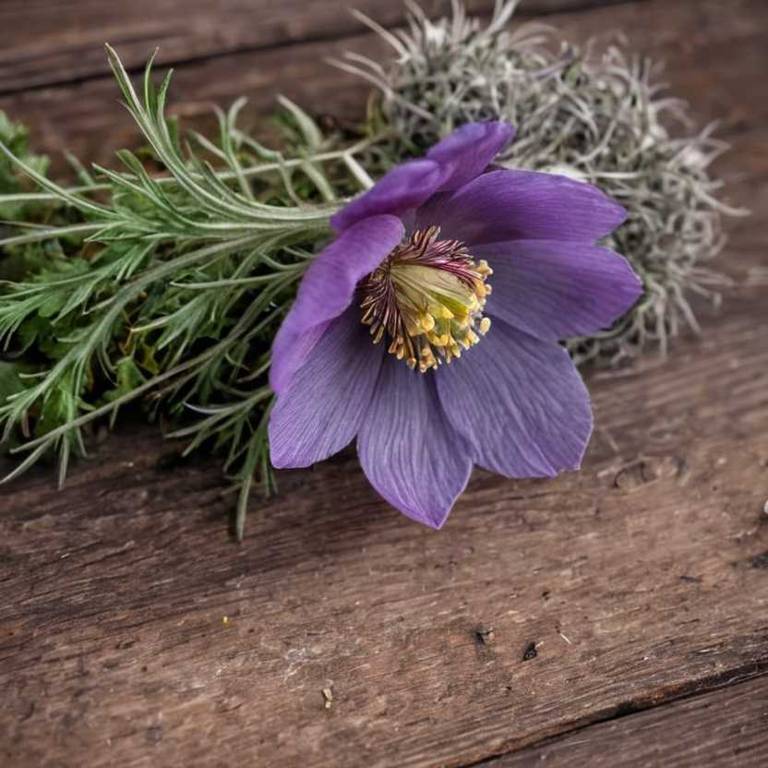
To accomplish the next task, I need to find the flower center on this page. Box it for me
[360,226,492,372]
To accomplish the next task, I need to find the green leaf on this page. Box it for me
[0,362,24,403]
[0,46,369,535]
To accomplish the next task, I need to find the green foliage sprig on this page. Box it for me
[0,47,377,537]
[0,3,747,535]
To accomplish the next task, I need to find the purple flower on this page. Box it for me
[268,122,642,528]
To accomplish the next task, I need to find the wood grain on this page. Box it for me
[0,0,766,170]
[1,148,766,763]
[483,677,768,767]
[1,0,768,766]
[0,0,632,93]
[2,281,767,767]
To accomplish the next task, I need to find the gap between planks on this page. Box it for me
[466,667,768,767]
[1,0,765,175]
[0,0,648,96]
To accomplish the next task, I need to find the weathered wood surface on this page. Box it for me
[0,0,625,92]
[1,0,765,170]
[486,676,768,767]
[1,1,767,766]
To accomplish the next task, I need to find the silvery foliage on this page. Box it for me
[336,0,746,365]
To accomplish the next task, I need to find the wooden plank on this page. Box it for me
[482,676,768,767]
[0,0,764,172]
[1,0,767,765]
[0,0,628,93]
[1,138,766,764]
[1,291,767,768]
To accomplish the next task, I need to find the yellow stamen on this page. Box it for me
[360,226,492,371]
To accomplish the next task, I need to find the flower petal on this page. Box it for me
[436,318,593,478]
[475,239,643,341]
[426,121,516,192]
[269,306,384,468]
[331,160,444,234]
[418,169,626,245]
[270,214,403,394]
[357,359,472,529]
